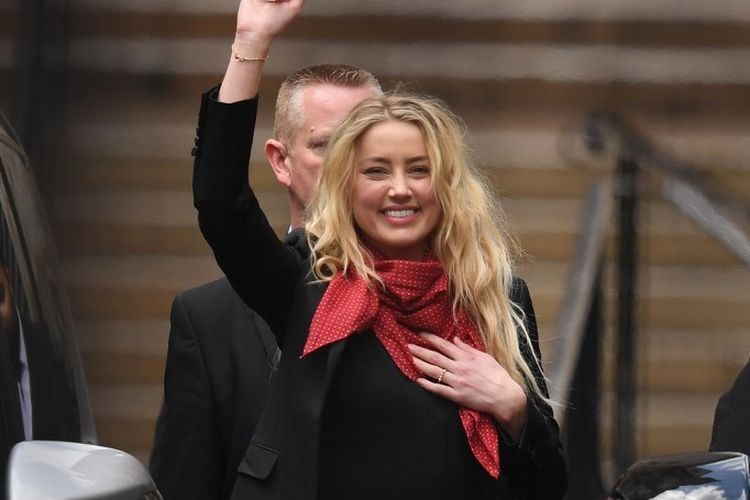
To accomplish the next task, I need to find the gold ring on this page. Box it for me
[437,367,448,384]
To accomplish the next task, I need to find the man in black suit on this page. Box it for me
[149,278,279,499]
[149,5,382,495]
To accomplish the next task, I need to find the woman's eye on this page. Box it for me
[410,165,430,175]
[311,140,328,152]
[363,167,387,177]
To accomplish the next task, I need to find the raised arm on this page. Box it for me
[193,0,306,336]
[219,0,304,103]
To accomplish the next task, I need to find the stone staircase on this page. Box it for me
[5,0,750,478]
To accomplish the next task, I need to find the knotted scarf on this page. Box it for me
[302,255,501,478]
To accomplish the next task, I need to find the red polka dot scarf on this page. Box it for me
[302,254,501,478]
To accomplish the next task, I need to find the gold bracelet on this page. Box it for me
[231,42,268,62]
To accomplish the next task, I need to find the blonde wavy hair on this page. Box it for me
[305,93,546,400]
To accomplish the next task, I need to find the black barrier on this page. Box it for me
[614,155,639,475]
[563,265,606,499]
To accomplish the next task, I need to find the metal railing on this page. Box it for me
[549,112,750,499]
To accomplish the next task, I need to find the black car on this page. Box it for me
[0,113,160,499]
[610,452,750,499]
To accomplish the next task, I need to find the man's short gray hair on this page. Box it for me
[274,64,382,144]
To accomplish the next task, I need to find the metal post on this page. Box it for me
[12,0,70,200]
[565,264,606,499]
[615,156,639,474]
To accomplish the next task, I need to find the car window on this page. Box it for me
[0,113,94,489]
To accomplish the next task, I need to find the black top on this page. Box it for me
[318,331,483,500]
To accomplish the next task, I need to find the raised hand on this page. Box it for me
[220,0,305,103]
[235,0,305,47]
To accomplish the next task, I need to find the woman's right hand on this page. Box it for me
[235,0,305,47]
[220,0,304,103]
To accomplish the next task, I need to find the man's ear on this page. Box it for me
[265,138,292,188]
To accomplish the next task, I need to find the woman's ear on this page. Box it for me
[265,138,292,187]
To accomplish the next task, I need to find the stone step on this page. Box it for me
[64,117,750,174]
[598,392,721,457]
[53,189,286,227]
[69,287,175,321]
[51,191,748,242]
[69,10,750,48]
[76,319,169,355]
[537,292,750,334]
[68,76,750,129]
[88,383,161,421]
[635,329,750,366]
[61,255,222,291]
[54,224,744,267]
[70,89,750,137]
[520,261,750,300]
[66,154,748,234]
[66,37,750,87]
[66,283,750,333]
[74,314,750,369]
[78,334,749,394]
[69,1,750,24]
[66,71,750,124]
[58,257,750,299]
[84,353,165,385]
[57,154,750,219]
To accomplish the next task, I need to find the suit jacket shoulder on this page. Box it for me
[151,278,278,500]
[176,277,278,362]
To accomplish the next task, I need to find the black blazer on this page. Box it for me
[193,89,567,499]
[150,278,279,500]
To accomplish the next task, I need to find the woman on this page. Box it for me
[195,92,566,499]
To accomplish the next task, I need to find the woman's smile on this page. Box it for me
[381,206,419,222]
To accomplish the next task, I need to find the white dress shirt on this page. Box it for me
[16,310,33,440]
